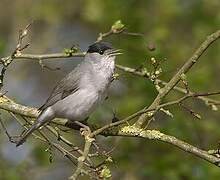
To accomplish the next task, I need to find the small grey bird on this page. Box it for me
[16,42,121,146]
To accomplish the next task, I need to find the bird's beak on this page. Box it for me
[107,49,123,57]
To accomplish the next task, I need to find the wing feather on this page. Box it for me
[39,65,82,110]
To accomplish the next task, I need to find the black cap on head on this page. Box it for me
[87,42,113,55]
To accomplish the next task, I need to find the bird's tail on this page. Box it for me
[16,108,55,147]
[16,121,41,147]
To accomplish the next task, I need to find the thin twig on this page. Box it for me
[0,117,16,143]
[134,30,220,128]
[69,131,94,180]
[116,65,220,106]
[114,128,220,167]
[1,94,220,169]
[0,22,220,178]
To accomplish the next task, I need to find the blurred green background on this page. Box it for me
[0,0,220,179]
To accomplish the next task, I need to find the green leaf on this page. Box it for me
[111,20,125,32]
[211,104,218,111]
[100,166,111,179]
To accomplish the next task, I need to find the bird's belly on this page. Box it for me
[52,89,103,121]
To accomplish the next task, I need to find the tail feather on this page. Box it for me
[16,122,40,147]
[16,108,55,147]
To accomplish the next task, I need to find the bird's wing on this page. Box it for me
[39,65,82,111]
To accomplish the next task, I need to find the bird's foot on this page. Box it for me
[74,121,91,135]
[112,116,120,123]
[111,110,120,123]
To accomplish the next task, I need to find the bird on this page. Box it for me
[16,41,122,147]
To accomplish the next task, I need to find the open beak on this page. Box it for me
[107,49,123,57]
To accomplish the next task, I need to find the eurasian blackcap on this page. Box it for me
[16,41,121,146]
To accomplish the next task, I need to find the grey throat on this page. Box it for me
[16,41,121,146]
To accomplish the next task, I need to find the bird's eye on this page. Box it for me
[99,50,104,55]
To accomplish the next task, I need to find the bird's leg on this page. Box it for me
[101,103,119,123]
[111,109,119,123]
[74,120,91,135]
[112,116,120,123]
[65,117,89,131]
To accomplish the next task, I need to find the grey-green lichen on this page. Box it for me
[119,125,164,140]
[140,130,164,140]
[120,125,143,136]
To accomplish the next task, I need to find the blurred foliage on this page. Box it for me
[1,0,220,179]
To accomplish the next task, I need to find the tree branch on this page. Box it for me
[1,95,220,168]
[69,131,94,180]
[13,52,85,60]
[1,22,220,179]
[105,127,220,167]
[134,30,220,128]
